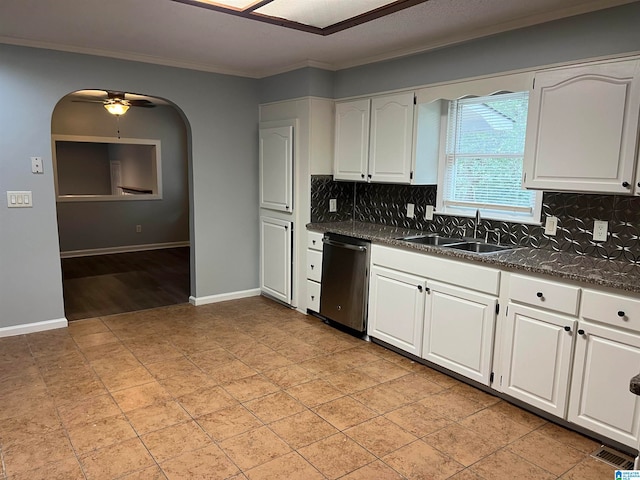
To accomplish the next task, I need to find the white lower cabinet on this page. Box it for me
[501,303,575,417]
[368,265,426,356]
[364,243,640,449]
[367,244,498,383]
[568,321,640,448]
[423,281,496,386]
[307,280,321,313]
[306,231,324,313]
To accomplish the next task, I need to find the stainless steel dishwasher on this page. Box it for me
[320,233,370,333]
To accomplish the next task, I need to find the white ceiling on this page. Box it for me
[0,0,633,78]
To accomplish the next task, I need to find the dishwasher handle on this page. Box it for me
[322,238,368,252]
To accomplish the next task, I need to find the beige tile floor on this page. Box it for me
[0,297,617,479]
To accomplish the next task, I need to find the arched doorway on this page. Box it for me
[51,90,191,320]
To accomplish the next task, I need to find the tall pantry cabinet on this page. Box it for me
[258,97,334,311]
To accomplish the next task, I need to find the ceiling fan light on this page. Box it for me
[104,100,130,115]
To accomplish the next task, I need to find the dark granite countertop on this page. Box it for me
[307,220,640,295]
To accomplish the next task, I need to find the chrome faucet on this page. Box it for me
[473,209,481,239]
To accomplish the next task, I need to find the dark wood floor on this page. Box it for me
[61,247,190,321]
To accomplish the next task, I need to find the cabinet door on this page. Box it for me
[369,92,414,184]
[259,126,293,212]
[501,303,575,417]
[423,281,496,385]
[260,217,292,304]
[523,59,640,194]
[368,265,426,356]
[568,322,640,448]
[334,99,370,181]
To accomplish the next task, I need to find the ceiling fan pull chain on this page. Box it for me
[116,115,121,139]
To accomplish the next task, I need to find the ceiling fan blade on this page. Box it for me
[129,99,156,108]
[71,99,105,104]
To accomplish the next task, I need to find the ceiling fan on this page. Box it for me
[72,90,156,115]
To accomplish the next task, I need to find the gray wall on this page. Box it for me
[0,44,259,329]
[257,3,640,102]
[259,67,334,104]
[52,100,190,252]
[56,142,112,195]
[333,2,640,98]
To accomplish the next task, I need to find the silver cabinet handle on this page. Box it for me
[322,238,367,252]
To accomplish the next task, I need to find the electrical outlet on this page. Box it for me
[136,225,142,233]
[31,156,44,174]
[406,203,415,219]
[329,199,337,213]
[593,220,608,242]
[425,205,434,221]
[544,216,558,236]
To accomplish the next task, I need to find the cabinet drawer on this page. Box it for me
[308,231,324,251]
[582,289,640,333]
[307,280,321,312]
[509,274,580,316]
[307,249,322,282]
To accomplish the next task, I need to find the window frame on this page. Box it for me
[435,91,542,224]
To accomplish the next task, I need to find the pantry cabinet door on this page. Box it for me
[259,126,293,212]
[260,217,292,305]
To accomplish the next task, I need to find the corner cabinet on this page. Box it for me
[568,289,640,448]
[259,125,293,212]
[334,92,414,183]
[523,58,640,194]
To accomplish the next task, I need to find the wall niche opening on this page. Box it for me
[53,135,162,202]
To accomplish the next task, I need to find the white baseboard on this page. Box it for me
[60,241,190,259]
[189,288,261,306]
[0,317,68,338]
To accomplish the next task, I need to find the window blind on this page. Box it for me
[442,91,537,218]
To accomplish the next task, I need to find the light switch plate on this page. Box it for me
[406,203,415,219]
[544,216,558,236]
[329,199,337,213]
[593,220,608,242]
[7,191,33,208]
[425,205,434,221]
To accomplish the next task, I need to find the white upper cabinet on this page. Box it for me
[368,92,414,183]
[259,125,293,212]
[334,99,370,181]
[334,92,414,183]
[523,58,640,194]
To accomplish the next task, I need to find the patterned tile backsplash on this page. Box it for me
[310,175,640,264]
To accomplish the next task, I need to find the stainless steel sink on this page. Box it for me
[398,234,462,246]
[444,241,515,254]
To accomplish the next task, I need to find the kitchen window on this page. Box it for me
[436,91,542,223]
